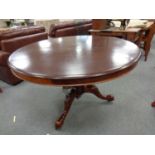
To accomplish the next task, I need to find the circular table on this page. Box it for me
[8,35,141,129]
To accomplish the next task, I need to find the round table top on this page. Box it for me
[8,35,141,86]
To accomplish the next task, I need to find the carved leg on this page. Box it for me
[55,89,76,129]
[84,85,114,101]
[0,88,2,93]
[55,85,114,129]
[151,101,155,107]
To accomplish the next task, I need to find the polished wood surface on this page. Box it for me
[9,36,141,86]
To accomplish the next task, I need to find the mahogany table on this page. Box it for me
[8,36,141,129]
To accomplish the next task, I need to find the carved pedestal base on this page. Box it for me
[55,85,114,129]
[151,101,155,107]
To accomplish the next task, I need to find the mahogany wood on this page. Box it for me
[55,85,114,129]
[11,62,139,86]
[8,36,141,86]
[8,35,141,128]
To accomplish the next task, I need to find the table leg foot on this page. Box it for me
[55,113,66,129]
[85,85,114,101]
[151,101,155,107]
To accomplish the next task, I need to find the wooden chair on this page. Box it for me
[91,19,155,61]
[136,22,155,61]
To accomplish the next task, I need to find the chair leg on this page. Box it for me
[0,88,2,93]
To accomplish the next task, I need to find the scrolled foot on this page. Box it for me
[106,95,114,101]
[55,112,67,129]
[85,85,115,102]
[151,101,155,107]
[55,119,64,129]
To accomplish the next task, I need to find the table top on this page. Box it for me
[8,35,141,86]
